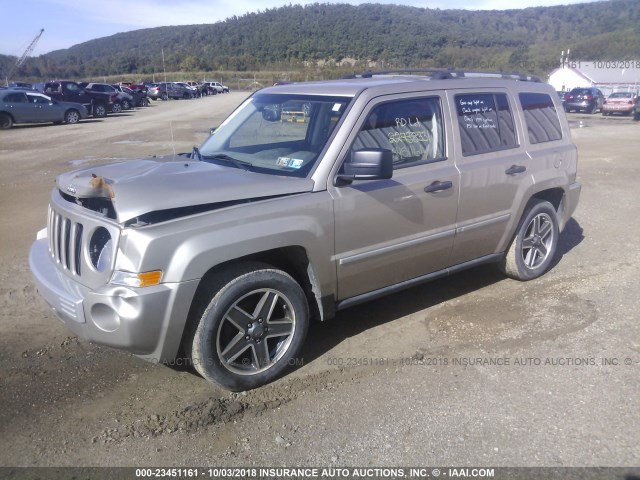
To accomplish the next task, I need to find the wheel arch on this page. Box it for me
[531,186,568,231]
[177,246,326,364]
[195,246,324,321]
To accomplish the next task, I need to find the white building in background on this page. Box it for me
[548,61,640,95]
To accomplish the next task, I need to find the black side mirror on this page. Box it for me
[336,149,393,185]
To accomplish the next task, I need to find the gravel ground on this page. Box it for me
[0,94,638,474]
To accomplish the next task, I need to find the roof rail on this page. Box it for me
[343,68,541,83]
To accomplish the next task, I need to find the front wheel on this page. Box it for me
[64,109,81,124]
[111,102,123,113]
[188,264,309,391]
[499,200,559,281]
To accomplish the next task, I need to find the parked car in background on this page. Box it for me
[119,82,147,94]
[174,82,197,98]
[35,80,113,118]
[602,91,637,116]
[634,97,640,121]
[80,83,135,111]
[564,87,605,114]
[0,89,88,129]
[203,81,229,94]
[147,82,191,100]
[185,81,207,96]
[113,84,148,107]
[8,82,35,90]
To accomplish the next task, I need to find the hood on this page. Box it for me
[56,156,315,223]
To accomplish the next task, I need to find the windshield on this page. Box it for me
[199,93,351,177]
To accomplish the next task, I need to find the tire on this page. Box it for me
[122,99,132,110]
[499,199,559,281]
[183,92,190,100]
[188,263,309,391]
[161,92,168,101]
[0,113,14,129]
[111,102,123,114]
[64,109,80,124]
[93,103,107,118]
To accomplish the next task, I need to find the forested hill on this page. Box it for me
[3,1,640,80]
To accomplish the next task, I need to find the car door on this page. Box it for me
[447,89,528,265]
[62,82,85,105]
[328,93,459,301]
[3,92,31,122]
[27,94,62,122]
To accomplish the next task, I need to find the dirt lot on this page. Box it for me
[0,94,638,470]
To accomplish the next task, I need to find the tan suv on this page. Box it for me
[30,70,581,391]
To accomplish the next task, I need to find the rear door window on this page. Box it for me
[518,92,563,144]
[4,93,28,103]
[455,93,518,156]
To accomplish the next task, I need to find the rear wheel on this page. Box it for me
[111,102,122,113]
[93,103,107,118]
[64,109,80,124]
[122,99,132,110]
[499,200,559,281]
[0,113,13,129]
[187,264,309,391]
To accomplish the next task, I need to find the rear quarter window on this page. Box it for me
[519,92,563,144]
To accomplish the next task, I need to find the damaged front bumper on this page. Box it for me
[29,235,199,363]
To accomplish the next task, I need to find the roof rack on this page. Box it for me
[343,68,541,83]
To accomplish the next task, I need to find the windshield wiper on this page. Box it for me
[191,146,202,161]
[202,154,253,171]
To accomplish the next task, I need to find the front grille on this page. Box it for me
[48,206,83,276]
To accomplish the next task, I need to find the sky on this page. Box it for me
[1,0,594,56]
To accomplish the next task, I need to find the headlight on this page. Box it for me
[111,270,162,287]
[89,227,112,272]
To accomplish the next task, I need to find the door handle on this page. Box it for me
[424,180,453,193]
[505,164,527,175]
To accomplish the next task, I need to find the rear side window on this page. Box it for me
[4,93,27,103]
[455,93,518,156]
[352,97,446,168]
[519,93,562,144]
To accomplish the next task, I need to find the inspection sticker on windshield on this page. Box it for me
[277,157,304,169]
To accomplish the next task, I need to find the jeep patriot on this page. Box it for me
[30,70,581,390]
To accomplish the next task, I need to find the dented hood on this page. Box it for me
[56,157,315,223]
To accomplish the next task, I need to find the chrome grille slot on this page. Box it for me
[48,206,84,277]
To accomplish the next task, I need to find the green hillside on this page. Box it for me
[3,1,640,81]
